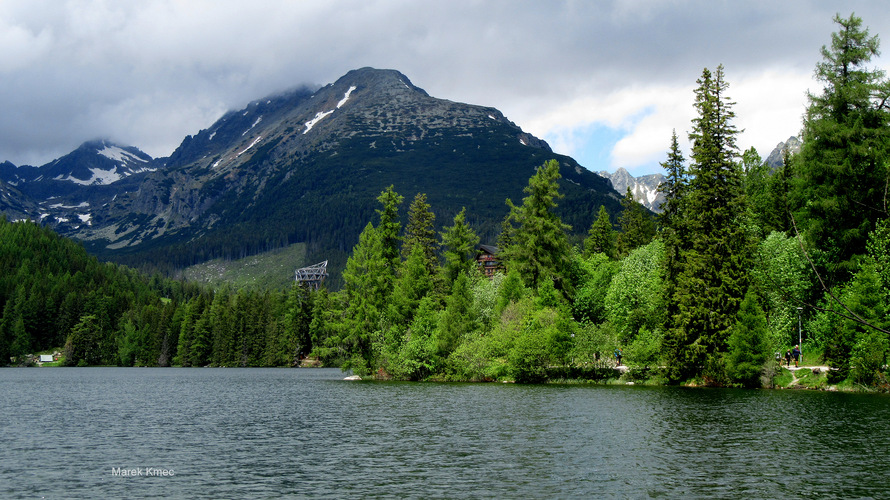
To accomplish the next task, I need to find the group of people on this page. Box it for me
[776,345,802,368]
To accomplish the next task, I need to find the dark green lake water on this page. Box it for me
[2,368,888,499]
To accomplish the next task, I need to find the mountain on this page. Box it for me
[597,167,665,213]
[2,67,624,284]
[0,178,37,221]
[765,136,801,169]
[0,140,158,232]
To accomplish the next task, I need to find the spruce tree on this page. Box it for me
[401,193,438,273]
[663,65,751,383]
[583,205,616,258]
[726,290,771,388]
[657,130,688,231]
[376,185,404,274]
[340,222,390,373]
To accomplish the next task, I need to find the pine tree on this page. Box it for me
[793,13,890,283]
[435,273,476,358]
[663,65,751,383]
[376,185,404,273]
[389,244,437,326]
[583,205,615,258]
[401,193,438,273]
[340,222,390,373]
[726,290,771,388]
[657,130,688,231]
[441,208,480,286]
[499,159,572,291]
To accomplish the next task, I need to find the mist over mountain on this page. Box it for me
[1,68,624,284]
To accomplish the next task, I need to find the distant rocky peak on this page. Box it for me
[598,167,665,213]
[765,136,801,169]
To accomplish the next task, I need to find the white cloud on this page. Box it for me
[1,0,890,171]
[525,68,817,176]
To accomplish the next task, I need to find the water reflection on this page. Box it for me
[1,369,888,499]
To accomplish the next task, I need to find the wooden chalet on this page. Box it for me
[476,244,503,278]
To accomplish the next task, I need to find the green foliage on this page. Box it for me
[583,205,615,258]
[435,273,477,358]
[497,268,528,313]
[605,239,665,344]
[751,232,812,349]
[569,321,618,367]
[471,272,504,331]
[726,290,771,388]
[508,308,572,383]
[376,185,404,271]
[663,65,751,383]
[572,252,619,324]
[388,244,438,326]
[64,315,104,366]
[440,208,480,285]
[390,296,440,380]
[793,13,890,284]
[401,193,439,273]
[499,159,573,292]
[826,263,889,376]
[339,222,389,373]
[616,188,655,258]
[624,326,663,369]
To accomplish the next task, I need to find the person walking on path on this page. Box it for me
[785,350,791,367]
[792,345,801,368]
[614,348,622,367]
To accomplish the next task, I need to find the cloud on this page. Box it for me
[1,0,889,172]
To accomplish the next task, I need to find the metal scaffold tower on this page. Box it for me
[295,260,328,290]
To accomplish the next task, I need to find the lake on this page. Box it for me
[1,368,888,499]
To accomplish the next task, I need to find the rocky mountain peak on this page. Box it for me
[598,167,665,213]
[765,136,801,169]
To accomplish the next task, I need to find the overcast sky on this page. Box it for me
[2,1,890,176]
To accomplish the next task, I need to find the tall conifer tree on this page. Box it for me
[583,205,615,258]
[663,65,751,383]
[499,159,572,291]
[401,193,438,274]
[794,13,890,283]
[441,208,480,285]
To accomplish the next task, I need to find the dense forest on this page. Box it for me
[1,13,888,389]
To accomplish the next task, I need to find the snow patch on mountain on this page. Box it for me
[98,145,148,164]
[237,136,263,157]
[55,168,123,186]
[49,201,89,209]
[243,116,263,136]
[337,86,357,109]
[303,110,334,134]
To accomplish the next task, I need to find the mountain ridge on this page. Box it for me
[1,67,623,285]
